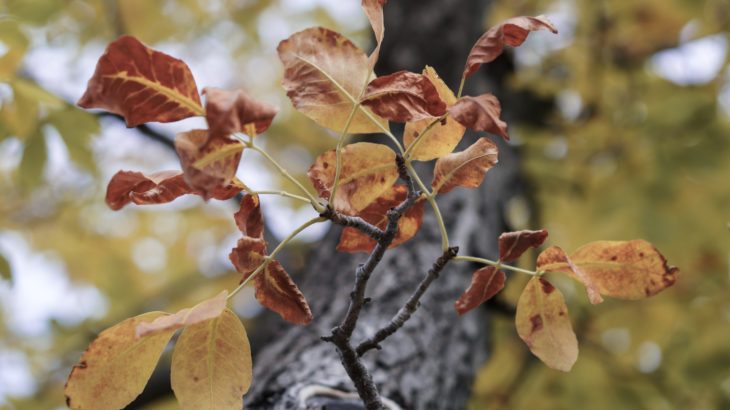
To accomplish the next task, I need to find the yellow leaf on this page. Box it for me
[136,290,228,337]
[171,309,252,410]
[64,312,176,410]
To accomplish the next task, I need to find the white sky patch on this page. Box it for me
[0,349,36,404]
[637,341,663,373]
[650,34,728,86]
[514,0,576,67]
[132,237,168,273]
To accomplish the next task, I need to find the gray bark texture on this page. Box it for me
[246,0,525,409]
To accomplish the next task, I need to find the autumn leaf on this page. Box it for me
[175,129,244,199]
[515,277,578,372]
[64,312,176,410]
[463,15,558,79]
[454,266,506,315]
[362,0,386,67]
[499,229,549,262]
[234,194,264,239]
[448,94,509,141]
[308,142,398,215]
[277,27,388,133]
[432,137,498,194]
[204,87,278,138]
[537,246,603,304]
[404,66,465,161]
[229,237,268,277]
[136,291,228,337]
[360,70,447,122]
[171,309,252,410]
[254,261,313,325]
[78,35,203,126]
[337,184,425,253]
[539,240,678,300]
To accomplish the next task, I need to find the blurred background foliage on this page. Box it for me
[0,0,728,409]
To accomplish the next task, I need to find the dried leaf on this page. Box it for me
[255,261,313,325]
[499,229,549,262]
[515,277,578,372]
[171,309,252,410]
[362,0,386,67]
[455,266,506,315]
[64,312,176,410]
[228,237,267,278]
[175,129,243,199]
[78,35,203,126]
[337,185,424,253]
[308,142,398,215]
[360,70,447,122]
[404,66,465,161]
[537,246,603,304]
[448,94,509,141]
[204,87,278,138]
[277,27,388,133]
[136,291,228,338]
[431,137,498,194]
[234,194,264,239]
[463,15,558,79]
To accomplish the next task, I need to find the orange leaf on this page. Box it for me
[175,129,243,199]
[277,27,388,134]
[234,194,264,239]
[308,142,398,215]
[78,35,203,127]
[362,0,386,67]
[337,185,425,253]
[431,137,498,194]
[448,94,509,141]
[404,66,465,161]
[360,70,447,122]
[229,237,267,278]
[454,266,505,315]
[499,229,548,262]
[537,246,603,304]
[135,290,228,337]
[203,87,278,138]
[463,15,558,79]
[515,277,578,372]
[254,260,313,325]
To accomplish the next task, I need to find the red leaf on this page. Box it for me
[498,229,548,262]
[203,87,278,138]
[463,15,558,79]
[175,129,243,199]
[455,266,506,315]
[448,94,509,141]
[255,261,313,325]
[537,246,604,304]
[234,194,264,240]
[78,35,203,127]
[360,70,447,122]
[229,237,267,278]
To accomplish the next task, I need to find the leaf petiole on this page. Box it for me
[453,255,540,276]
[403,113,448,160]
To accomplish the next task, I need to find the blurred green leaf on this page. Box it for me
[47,107,99,172]
[0,19,30,80]
[0,252,10,281]
[18,127,47,188]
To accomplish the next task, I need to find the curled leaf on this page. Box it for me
[234,194,264,239]
[337,185,425,253]
[455,266,506,315]
[448,94,509,141]
[64,312,176,410]
[277,27,387,133]
[463,15,558,79]
[360,70,447,122]
[254,261,313,325]
[135,291,228,338]
[432,137,498,194]
[204,87,278,138]
[78,35,203,126]
[308,142,398,215]
[171,309,252,410]
[515,277,578,372]
[537,246,603,304]
[362,0,386,67]
[229,237,267,277]
[499,229,549,262]
[404,66,465,161]
[175,129,244,199]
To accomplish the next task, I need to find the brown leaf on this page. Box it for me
[308,142,398,215]
[540,240,678,300]
[448,94,509,141]
[499,229,549,262]
[537,246,603,304]
[204,87,278,138]
[135,290,228,338]
[337,185,425,253]
[404,66,465,161]
[431,137,498,194]
[454,266,506,315]
[234,194,264,239]
[254,260,313,325]
[78,35,203,127]
[515,277,578,372]
[362,0,386,67]
[278,27,388,133]
[463,15,558,79]
[360,70,447,122]
[175,129,243,199]
[229,237,267,278]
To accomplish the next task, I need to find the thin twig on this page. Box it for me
[320,206,384,241]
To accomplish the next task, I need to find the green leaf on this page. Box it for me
[0,253,11,281]
[47,108,100,172]
[18,128,47,189]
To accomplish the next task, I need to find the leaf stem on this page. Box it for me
[456,75,466,98]
[404,160,449,251]
[250,190,312,204]
[403,114,448,160]
[453,255,539,276]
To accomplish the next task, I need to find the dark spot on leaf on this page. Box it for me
[323,162,329,169]
[78,361,88,369]
[530,314,543,333]
[66,396,71,407]
[559,310,565,316]
[611,256,617,261]
[539,278,555,294]
[193,376,199,382]
[639,252,645,257]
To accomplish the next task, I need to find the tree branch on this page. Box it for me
[320,206,384,241]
